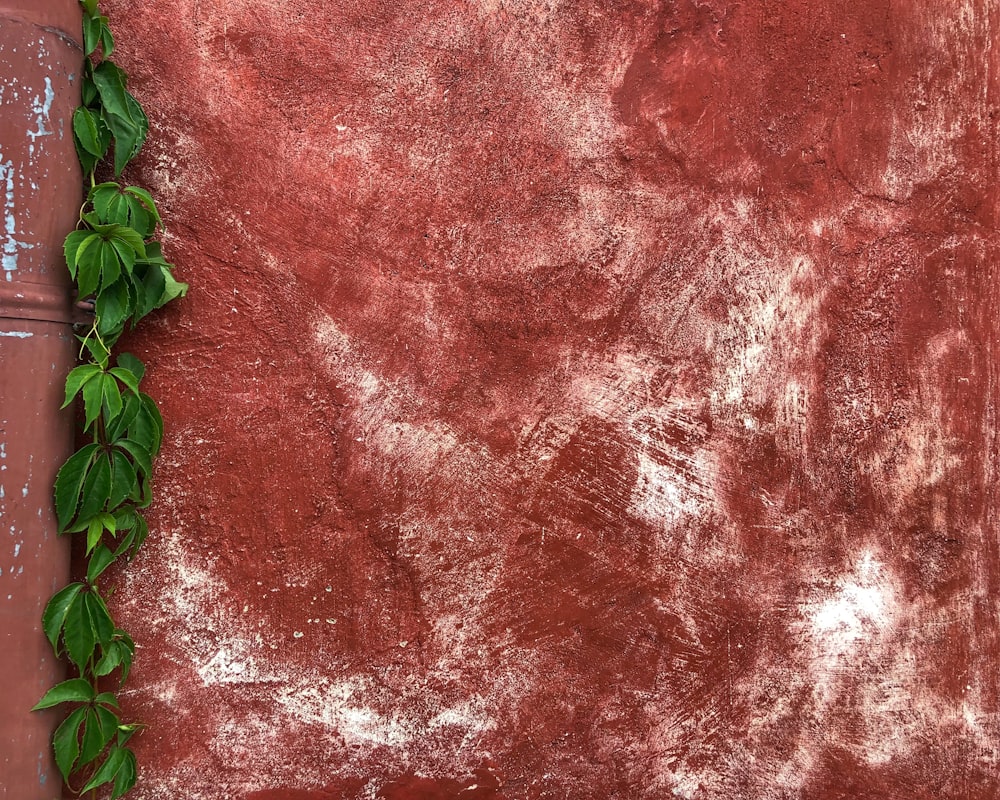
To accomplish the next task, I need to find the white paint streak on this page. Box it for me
[277,678,412,746]
[628,405,715,539]
[275,677,498,751]
[714,252,825,413]
[802,551,898,691]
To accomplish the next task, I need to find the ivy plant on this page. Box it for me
[33,1,187,796]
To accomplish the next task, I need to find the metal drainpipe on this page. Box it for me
[0,1,82,796]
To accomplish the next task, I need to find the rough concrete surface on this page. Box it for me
[99,0,997,797]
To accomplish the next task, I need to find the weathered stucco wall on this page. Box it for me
[102,0,997,797]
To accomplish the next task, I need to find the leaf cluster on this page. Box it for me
[34,678,139,796]
[73,0,145,178]
[65,184,186,341]
[35,2,187,797]
[55,354,159,547]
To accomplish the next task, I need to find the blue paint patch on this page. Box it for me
[27,77,54,142]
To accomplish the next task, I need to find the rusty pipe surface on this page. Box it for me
[0,1,82,796]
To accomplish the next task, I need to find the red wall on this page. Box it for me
[105,0,998,797]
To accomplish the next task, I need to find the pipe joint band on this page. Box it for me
[0,280,88,325]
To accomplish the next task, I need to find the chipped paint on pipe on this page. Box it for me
[0,1,81,796]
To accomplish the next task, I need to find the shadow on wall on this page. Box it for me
[245,767,503,800]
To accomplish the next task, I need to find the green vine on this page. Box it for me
[32,2,187,796]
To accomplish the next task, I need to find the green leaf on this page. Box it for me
[135,260,165,321]
[109,366,141,397]
[63,230,93,278]
[141,240,167,263]
[81,65,97,107]
[107,114,142,176]
[102,372,124,421]
[91,59,149,174]
[90,182,121,219]
[81,744,128,794]
[123,185,162,230]
[82,371,105,430]
[112,505,137,531]
[125,196,153,237]
[104,98,147,176]
[109,238,137,278]
[73,106,102,156]
[116,93,149,174]
[130,468,153,506]
[114,632,135,683]
[63,592,97,670]
[115,438,152,478]
[82,211,107,230]
[134,394,163,457]
[75,112,112,176]
[75,236,104,298]
[82,12,101,56]
[77,145,99,178]
[95,704,120,747]
[86,591,115,646]
[117,353,146,383]
[146,394,164,450]
[113,526,137,560]
[102,191,128,225]
[109,448,137,508]
[52,706,86,782]
[85,512,115,555]
[100,237,122,287]
[113,512,148,561]
[99,19,115,58]
[80,707,112,766]
[74,229,101,259]
[96,277,132,338]
[93,189,153,236]
[157,265,188,309]
[86,516,103,555]
[106,392,142,441]
[32,678,94,710]
[81,0,98,15]
[101,511,117,530]
[95,116,113,155]
[42,582,84,653]
[94,641,123,678]
[95,692,121,709]
[76,452,112,523]
[110,225,146,256]
[79,704,120,769]
[110,748,138,800]
[62,364,102,409]
[116,724,140,748]
[92,61,134,124]
[54,444,100,530]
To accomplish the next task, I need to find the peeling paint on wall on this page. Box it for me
[103,0,999,797]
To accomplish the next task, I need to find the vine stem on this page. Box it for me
[37,4,188,794]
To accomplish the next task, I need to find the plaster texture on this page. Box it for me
[98,1,999,797]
